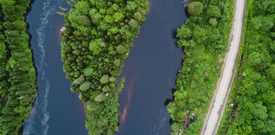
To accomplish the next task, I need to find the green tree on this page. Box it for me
[267,64,275,81]
[79,82,91,91]
[100,75,109,84]
[89,39,104,55]
[209,18,218,26]
[83,67,94,76]
[177,26,192,39]
[187,2,204,16]
[207,5,221,18]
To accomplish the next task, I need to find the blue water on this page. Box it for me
[23,0,87,135]
[118,0,186,135]
[23,0,186,134]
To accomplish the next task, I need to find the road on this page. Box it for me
[200,0,246,135]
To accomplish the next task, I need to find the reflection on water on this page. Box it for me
[120,74,137,124]
[23,0,186,134]
[117,0,186,134]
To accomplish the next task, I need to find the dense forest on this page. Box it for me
[61,0,149,134]
[167,0,233,134]
[218,0,275,134]
[0,0,37,134]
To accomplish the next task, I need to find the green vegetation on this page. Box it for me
[0,0,37,134]
[61,0,149,134]
[218,0,275,134]
[167,0,233,134]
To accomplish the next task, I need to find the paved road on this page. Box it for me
[200,0,246,135]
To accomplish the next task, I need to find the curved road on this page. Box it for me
[201,0,246,135]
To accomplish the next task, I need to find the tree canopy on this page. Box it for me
[62,0,149,134]
[187,1,204,16]
[218,0,275,134]
[0,0,36,134]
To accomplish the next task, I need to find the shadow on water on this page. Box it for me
[23,0,88,135]
[118,0,186,135]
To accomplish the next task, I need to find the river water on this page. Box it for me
[118,0,186,135]
[23,0,87,135]
[23,0,186,134]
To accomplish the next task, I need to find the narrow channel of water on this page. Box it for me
[23,0,87,135]
[118,0,186,135]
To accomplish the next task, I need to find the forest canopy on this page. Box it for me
[0,0,37,134]
[62,0,149,134]
[218,0,275,134]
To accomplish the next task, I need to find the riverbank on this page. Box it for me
[0,0,37,134]
[218,0,275,134]
[61,1,149,134]
[167,0,234,134]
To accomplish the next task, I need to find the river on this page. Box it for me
[118,0,186,135]
[23,0,186,134]
[23,0,88,135]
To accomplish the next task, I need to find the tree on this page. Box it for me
[267,64,275,81]
[113,12,124,22]
[270,41,275,52]
[0,0,15,6]
[209,18,218,26]
[252,16,274,32]
[116,45,127,54]
[187,2,204,16]
[94,94,107,103]
[0,42,6,59]
[177,26,192,39]
[89,39,104,55]
[79,82,91,91]
[248,51,272,71]
[100,75,109,84]
[251,102,268,120]
[83,67,94,76]
[75,1,90,14]
[207,5,221,18]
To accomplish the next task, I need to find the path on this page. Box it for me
[200,0,246,134]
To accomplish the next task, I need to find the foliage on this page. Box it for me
[62,0,149,134]
[187,1,204,16]
[0,0,37,134]
[218,0,275,134]
[167,0,234,134]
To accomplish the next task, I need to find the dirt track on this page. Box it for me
[200,0,246,135]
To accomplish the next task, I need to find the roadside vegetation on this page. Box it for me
[0,0,37,134]
[218,0,275,134]
[167,0,234,134]
[61,0,149,134]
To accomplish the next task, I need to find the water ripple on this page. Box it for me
[23,0,55,134]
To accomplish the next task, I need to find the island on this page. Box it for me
[61,0,149,134]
